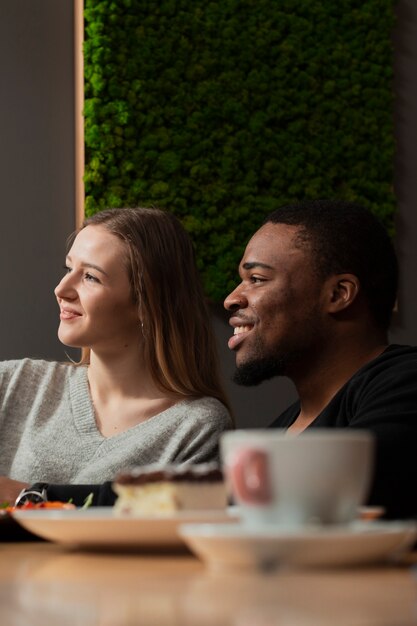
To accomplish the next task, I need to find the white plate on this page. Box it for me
[12,507,238,548]
[179,520,417,570]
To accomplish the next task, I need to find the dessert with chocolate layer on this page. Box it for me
[113,463,227,515]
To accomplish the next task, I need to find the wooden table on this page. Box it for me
[1,542,417,625]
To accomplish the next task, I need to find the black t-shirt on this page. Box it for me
[269,345,417,519]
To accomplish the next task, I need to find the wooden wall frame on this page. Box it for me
[74,0,84,228]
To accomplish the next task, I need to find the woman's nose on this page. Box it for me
[224,287,247,311]
[54,273,77,301]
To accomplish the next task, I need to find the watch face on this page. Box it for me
[20,493,44,505]
[16,489,47,506]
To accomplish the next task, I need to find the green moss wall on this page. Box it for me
[84,0,395,301]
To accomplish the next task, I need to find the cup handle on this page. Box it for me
[230,448,271,504]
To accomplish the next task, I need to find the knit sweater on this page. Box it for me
[0,359,232,484]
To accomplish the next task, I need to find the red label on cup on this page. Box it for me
[230,448,272,504]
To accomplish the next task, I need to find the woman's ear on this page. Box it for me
[326,274,360,313]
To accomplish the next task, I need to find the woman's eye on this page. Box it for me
[84,272,100,283]
[63,265,72,274]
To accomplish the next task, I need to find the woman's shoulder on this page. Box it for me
[174,396,233,427]
[0,358,81,384]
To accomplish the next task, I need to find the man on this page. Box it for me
[224,199,417,519]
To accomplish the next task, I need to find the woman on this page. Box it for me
[0,208,232,505]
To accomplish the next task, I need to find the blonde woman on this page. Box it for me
[0,208,232,505]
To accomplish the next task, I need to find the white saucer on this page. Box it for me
[179,520,417,570]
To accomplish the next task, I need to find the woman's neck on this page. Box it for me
[87,348,164,402]
[86,349,179,437]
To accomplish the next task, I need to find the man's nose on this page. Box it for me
[224,287,247,311]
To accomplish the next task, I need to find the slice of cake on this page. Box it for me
[113,463,227,515]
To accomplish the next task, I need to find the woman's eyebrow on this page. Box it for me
[66,255,109,277]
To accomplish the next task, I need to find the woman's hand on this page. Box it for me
[0,476,29,505]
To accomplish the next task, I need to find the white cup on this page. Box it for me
[221,430,374,528]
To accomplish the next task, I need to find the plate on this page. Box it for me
[1,510,46,542]
[12,507,238,548]
[178,520,417,570]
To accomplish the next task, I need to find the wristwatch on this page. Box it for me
[14,483,49,507]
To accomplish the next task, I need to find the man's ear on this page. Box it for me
[325,274,360,313]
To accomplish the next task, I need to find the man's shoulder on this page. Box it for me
[375,343,417,359]
[268,344,417,429]
[329,343,417,423]
[351,344,417,382]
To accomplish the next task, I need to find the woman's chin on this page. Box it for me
[57,332,83,349]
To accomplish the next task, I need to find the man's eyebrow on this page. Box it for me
[242,261,274,270]
[66,255,109,277]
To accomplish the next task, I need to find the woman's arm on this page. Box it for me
[0,477,29,504]
[43,482,117,506]
[0,476,117,507]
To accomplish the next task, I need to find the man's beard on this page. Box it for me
[232,354,287,386]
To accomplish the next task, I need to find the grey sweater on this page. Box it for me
[0,359,232,484]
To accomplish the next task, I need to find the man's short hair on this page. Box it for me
[264,199,398,330]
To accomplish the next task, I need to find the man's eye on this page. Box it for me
[250,276,265,283]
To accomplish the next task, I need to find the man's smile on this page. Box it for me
[228,319,255,350]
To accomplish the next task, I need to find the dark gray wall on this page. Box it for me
[0,0,75,361]
[390,0,417,347]
[0,1,415,428]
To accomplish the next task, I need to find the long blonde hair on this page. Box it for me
[80,208,231,414]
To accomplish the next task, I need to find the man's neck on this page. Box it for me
[289,337,388,431]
